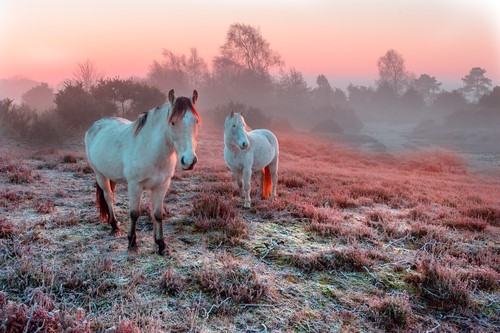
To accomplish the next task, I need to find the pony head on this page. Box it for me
[224,111,249,150]
[167,89,200,170]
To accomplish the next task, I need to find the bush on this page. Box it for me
[368,294,413,332]
[210,101,272,129]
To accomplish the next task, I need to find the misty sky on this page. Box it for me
[1,0,499,88]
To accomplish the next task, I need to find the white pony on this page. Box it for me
[84,89,200,255]
[224,111,279,208]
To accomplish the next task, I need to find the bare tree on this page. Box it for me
[214,23,282,76]
[377,49,410,95]
[186,48,208,88]
[73,59,103,91]
[148,49,188,92]
[461,67,492,102]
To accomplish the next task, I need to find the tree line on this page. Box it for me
[1,23,498,143]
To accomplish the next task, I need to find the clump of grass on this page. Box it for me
[291,204,329,222]
[0,218,14,239]
[460,267,498,291]
[36,199,55,214]
[194,255,271,312]
[306,214,378,242]
[62,154,78,163]
[330,192,359,209]
[461,206,500,226]
[279,175,305,188]
[367,294,413,332]
[0,289,89,332]
[287,246,385,273]
[406,258,470,309]
[160,269,187,296]
[191,194,248,244]
[9,169,35,184]
[407,205,431,222]
[349,185,392,204]
[442,217,488,232]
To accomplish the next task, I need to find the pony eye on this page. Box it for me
[232,124,236,128]
[171,121,175,126]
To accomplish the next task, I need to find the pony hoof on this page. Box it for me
[110,228,121,236]
[155,239,170,256]
[128,245,138,255]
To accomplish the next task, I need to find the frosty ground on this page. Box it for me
[0,124,499,332]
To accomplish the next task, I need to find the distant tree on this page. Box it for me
[54,81,106,129]
[311,75,347,108]
[479,86,500,110]
[211,101,271,130]
[21,82,55,112]
[276,68,310,99]
[312,74,333,106]
[73,59,103,91]
[372,82,398,112]
[214,23,282,76]
[148,49,188,93]
[347,83,374,110]
[0,98,37,135]
[413,74,441,105]
[400,88,425,111]
[91,78,165,118]
[432,89,468,114]
[461,67,492,102]
[377,49,410,95]
[186,48,209,88]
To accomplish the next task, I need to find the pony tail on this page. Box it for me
[96,182,110,221]
[262,166,272,199]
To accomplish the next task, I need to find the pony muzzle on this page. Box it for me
[239,141,249,150]
[180,155,197,170]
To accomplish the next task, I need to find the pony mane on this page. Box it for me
[133,107,158,136]
[169,97,200,123]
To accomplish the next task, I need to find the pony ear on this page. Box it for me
[192,90,198,105]
[230,110,234,118]
[168,89,175,105]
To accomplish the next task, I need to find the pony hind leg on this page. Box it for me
[151,183,170,256]
[269,159,279,201]
[95,173,120,235]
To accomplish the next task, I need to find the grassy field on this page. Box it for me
[0,123,499,332]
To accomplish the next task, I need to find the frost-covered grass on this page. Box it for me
[0,126,498,332]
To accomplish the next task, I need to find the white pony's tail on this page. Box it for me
[96,182,110,222]
[262,166,272,199]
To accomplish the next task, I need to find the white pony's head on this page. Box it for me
[167,89,200,170]
[224,111,249,150]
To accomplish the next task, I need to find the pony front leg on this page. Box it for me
[152,184,170,256]
[127,182,142,253]
[243,167,252,208]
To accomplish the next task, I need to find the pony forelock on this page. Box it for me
[169,97,200,123]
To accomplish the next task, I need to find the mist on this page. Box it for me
[1,24,499,172]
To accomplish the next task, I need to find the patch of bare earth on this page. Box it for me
[0,126,498,332]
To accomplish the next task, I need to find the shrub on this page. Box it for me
[62,154,78,163]
[191,194,248,243]
[287,246,385,273]
[160,269,187,296]
[407,259,470,309]
[195,256,270,312]
[368,294,413,332]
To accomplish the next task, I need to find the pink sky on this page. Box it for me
[1,0,499,89]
